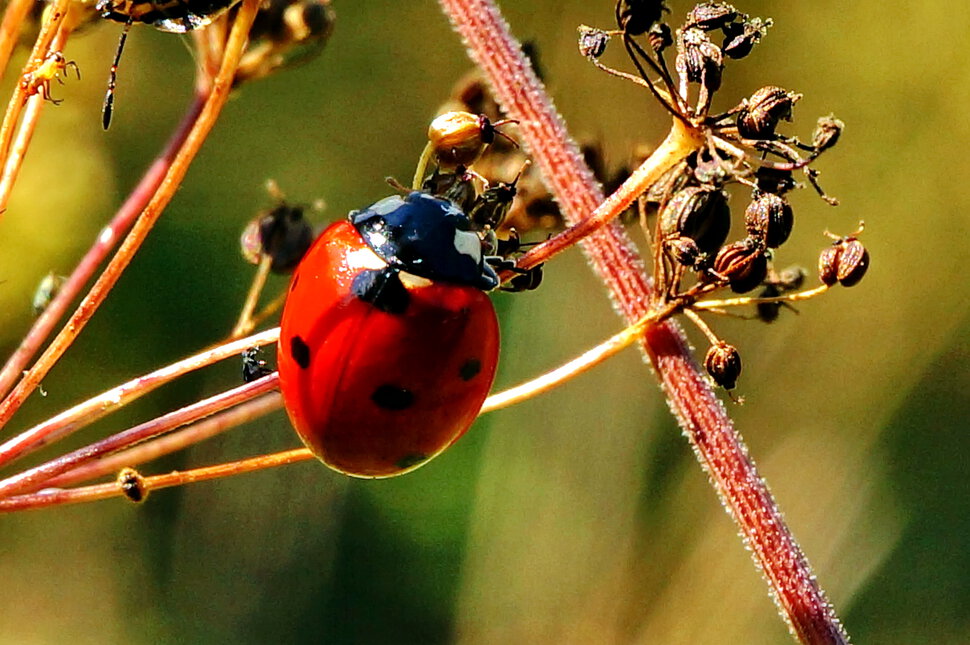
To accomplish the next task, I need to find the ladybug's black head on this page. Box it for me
[350,192,499,291]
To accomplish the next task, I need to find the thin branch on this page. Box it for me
[0,444,311,513]
[0,0,261,432]
[0,85,208,402]
[438,1,849,643]
[0,372,279,500]
[0,328,278,468]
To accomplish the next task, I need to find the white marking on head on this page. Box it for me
[369,195,405,215]
[453,230,482,263]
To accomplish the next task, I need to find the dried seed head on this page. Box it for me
[818,244,841,286]
[818,236,870,287]
[722,16,771,59]
[737,86,800,140]
[744,191,794,248]
[235,0,336,85]
[812,115,844,153]
[666,235,702,268]
[677,28,724,92]
[713,237,768,293]
[836,239,869,286]
[617,0,668,36]
[578,25,610,59]
[660,186,731,254]
[117,467,148,503]
[647,22,673,53]
[256,202,315,273]
[755,166,796,195]
[686,3,740,31]
[705,341,742,390]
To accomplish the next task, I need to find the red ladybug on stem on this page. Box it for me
[277,190,504,478]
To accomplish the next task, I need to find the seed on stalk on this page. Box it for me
[713,237,768,293]
[737,86,800,140]
[705,341,742,389]
[660,186,731,255]
[744,192,794,248]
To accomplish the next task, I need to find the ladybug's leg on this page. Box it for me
[485,256,544,292]
[351,266,410,314]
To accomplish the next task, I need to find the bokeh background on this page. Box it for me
[0,1,967,643]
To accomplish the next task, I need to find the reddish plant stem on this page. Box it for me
[0,328,278,469]
[0,92,208,402]
[0,0,260,432]
[438,1,849,643]
[0,444,311,513]
[32,391,286,493]
[0,373,279,500]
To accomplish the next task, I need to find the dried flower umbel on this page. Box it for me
[580,0,868,393]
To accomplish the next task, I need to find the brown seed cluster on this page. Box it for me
[581,2,870,393]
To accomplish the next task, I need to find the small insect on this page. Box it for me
[95,0,244,128]
[32,271,67,315]
[241,347,272,383]
[21,51,80,105]
[277,190,511,478]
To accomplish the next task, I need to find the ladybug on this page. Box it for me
[277,190,502,478]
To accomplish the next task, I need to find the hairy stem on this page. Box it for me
[438,1,849,643]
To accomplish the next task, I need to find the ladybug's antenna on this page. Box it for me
[102,17,133,130]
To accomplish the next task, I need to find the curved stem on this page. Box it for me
[0,84,208,402]
[0,0,261,432]
[0,328,278,468]
[438,1,850,643]
[0,372,279,500]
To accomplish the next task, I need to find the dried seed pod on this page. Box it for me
[617,0,667,36]
[578,25,610,59]
[249,202,314,273]
[705,341,742,389]
[722,16,771,59]
[836,239,869,286]
[686,3,739,31]
[818,244,841,286]
[117,467,148,503]
[744,191,794,248]
[755,166,796,195]
[737,86,800,140]
[713,237,768,293]
[234,0,336,85]
[677,28,723,92]
[665,235,701,268]
[428,111,515,169]
[812,115,844,153]
[660,186,731,255]
[647,22,673,53]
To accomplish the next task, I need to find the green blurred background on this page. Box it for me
[0,1,967,643]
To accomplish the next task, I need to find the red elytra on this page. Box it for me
[277,219,499,478]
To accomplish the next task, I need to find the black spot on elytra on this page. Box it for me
[371,384,414,410]
[290,336,311,369]
[352,267,410,314]
[459,358,482,381]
